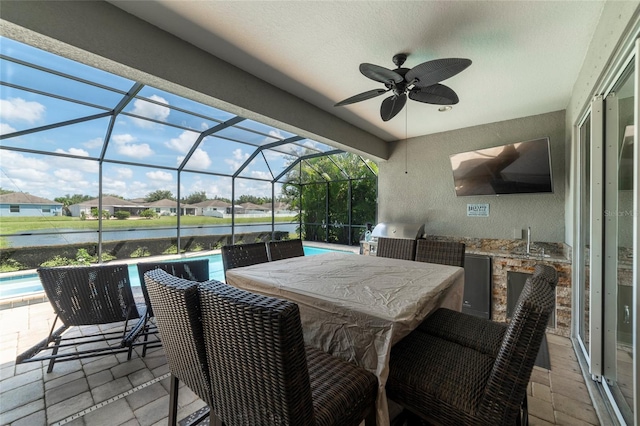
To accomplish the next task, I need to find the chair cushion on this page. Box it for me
[417,308,507,357]
[306,346,377,426]
[387,331,496,425]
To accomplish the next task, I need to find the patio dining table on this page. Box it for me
[225,251,464,426]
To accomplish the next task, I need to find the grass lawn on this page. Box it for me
[0,215,298,248]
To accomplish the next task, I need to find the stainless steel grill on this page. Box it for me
[363,222,425,256]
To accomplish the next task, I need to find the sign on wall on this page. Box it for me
[467,203,490,217]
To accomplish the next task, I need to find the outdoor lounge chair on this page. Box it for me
[16,264,147,373]
[268,238,305,261]
[376,236,416,260]
[198,277,378,426]
[220,242,269,277]
[414,239,466,267]
[122,259,211,355]
[387,264,557,425]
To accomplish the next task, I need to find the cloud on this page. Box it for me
[112,134,136,144]
[0,97,45,123]
[146,170,173,182]
[102,177,128,193]
[53,169,84,182]
[166,130,199,154]
[250,170,272,180]
[180,148,211,169]
[115,167,133,179]
[112,133,154,158]
[224,148,250,170]
[0,123,17,134]
[83,137,104,149]
[130,95,170,128]
[55,148,90,157]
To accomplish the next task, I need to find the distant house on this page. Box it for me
[68,195,143,217]
[147,199,197,216]
[192,199,231,217]
[239,202,268,214]
[0,192,63,217]
[260,202,294,215]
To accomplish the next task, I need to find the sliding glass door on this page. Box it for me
[575,41,638,424]
[602,56,635,423]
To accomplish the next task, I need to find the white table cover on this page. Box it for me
[225,252,464,426]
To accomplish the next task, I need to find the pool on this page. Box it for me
[0,246,352,300]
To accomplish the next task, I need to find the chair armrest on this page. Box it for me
[121,305,149,348]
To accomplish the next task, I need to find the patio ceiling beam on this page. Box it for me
[273,149,343,183]
[0,81,113,112]
[100,82,144,161]
[0,112,112,140]
[177,116,245,171]
[232,136,303,178]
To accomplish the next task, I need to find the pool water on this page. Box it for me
[0,246,351,300]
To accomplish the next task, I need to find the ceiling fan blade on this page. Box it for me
[334,88,388,106]
[360,63,404,84]
[409,84,459,105]
[406,58,472,87]
[380,93,407,122]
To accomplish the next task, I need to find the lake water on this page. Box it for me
[0,245,352,299]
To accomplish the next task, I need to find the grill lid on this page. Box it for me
[371,222,425,240]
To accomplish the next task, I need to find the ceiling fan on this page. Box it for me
[334,54,472,122]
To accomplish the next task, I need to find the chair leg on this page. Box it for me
[364,405,376,426]
[168,374,179,426]
[518,394,529,426]
[46,336,61,373]
[142,325,149,358]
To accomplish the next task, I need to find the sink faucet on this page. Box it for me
[526,227,531,255]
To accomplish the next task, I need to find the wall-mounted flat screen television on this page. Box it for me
[449,137,553,196]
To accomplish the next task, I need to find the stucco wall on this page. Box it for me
[378,110,565,242]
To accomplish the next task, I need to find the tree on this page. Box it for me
[181,191,207,205]
[0,188,14,195]
[55,194,94,216]
[145,190,175,202]
[236,195,271,205]
[281,152,377,244]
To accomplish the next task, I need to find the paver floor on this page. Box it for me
[0,301,600,425]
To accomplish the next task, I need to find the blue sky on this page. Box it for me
[0,37,337,202]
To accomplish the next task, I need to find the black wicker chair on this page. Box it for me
[376,237,416,261]
[136,259,210,317]
[124,259,210,355]
[414,239,466,267]
[268,239,305,261]
[16,265,147,373]
[143,269,222,426]
[198,279,378,426]
[220,242,269,277]
[387,264,558,426]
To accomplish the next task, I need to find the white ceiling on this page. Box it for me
[109,1,605,142]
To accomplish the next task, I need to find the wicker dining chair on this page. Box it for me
[220,242,269,276]
[376,237,417,260]
[136,258,210,317]
[414,239,466,267]
[198,280,378,426]
[143,269,222,426]
[268,238,305,261]
[122,259,211,355]
[16,265,146,373]
[387,265,557,426]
